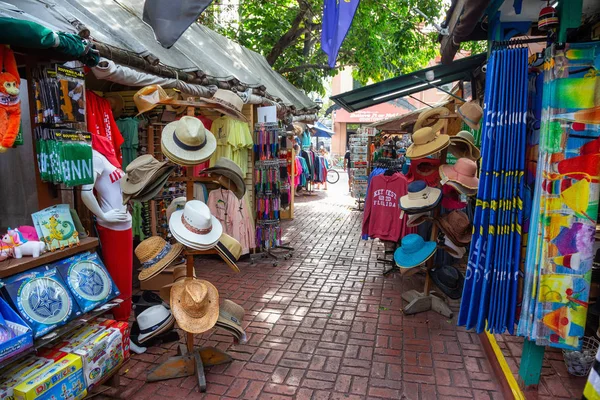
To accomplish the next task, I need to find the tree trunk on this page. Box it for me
[266,3,310,66]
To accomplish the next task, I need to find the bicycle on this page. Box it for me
[326,167,340,184]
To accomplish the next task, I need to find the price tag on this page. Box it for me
[400,210,405,220]
[440,176,449,185]
[460,193,468,203]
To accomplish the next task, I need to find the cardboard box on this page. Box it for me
[96,320,130,360]
[46,323,107,354]
[0,297,33,364]
[74,327,123,389]
[139,264,176,291]
[13,353,87,400]
[0,357,53,400]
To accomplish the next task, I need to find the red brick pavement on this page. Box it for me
[107,187,505,399]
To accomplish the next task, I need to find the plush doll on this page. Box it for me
[0,45,20,153]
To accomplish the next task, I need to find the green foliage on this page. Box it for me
[200,0,445,95]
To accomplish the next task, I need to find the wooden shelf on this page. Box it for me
[0,237,99,279]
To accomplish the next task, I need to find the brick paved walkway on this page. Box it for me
[114,178,504,400]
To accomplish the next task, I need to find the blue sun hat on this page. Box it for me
[394,234,437,268]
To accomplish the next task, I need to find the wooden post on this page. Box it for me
[518,340,545,388]
[185,103,195,355]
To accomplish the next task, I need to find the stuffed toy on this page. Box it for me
[0,45,20,153]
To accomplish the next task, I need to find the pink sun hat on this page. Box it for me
[439,158,479,190]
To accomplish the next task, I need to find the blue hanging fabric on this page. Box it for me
[458,45,529,334]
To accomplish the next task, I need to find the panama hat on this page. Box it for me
[215,234,242,273]
[159,264,193,304]
[161,116,217,166]
[166,196,187,222]
[449,131,481,160]
[458,101,483,130]
[135,237,184,281]
[203,158,246,200]
[400,180,442,212]
[429,265,464,300]
[170,200,223,248]
[121,155,173,196]
[441,184,468,210]
[170,278,219,334]
[393,234,437,268]
[197,89,248,122]
[435,210,472,247]
[137,304,175,343]
[105,93,124,119]
[134,85,174,115]
[406,127,450,159]
[406,211,431,228]
[414,107,450,134]
[440,158,479,189]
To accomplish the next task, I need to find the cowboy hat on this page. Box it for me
[429,265,464,299]
[135,236,184,281]
[170,278,219,334]
[137,304,175,343]
[105,93,124,119]
[161,116,217,166]
[406,127,450,159]
[393,234,437,269]
[400,180,442,212]
[197,89,248,122]
[134,85,174,115]
[159,264,193,304]
[435,210,472,247]
[414,107,450,134]
[440,158,479,189]
[170,200,223,248]
[203,158,246,200]
[121,155,173,196]
[458,101,483,130]
[449,131,481,161]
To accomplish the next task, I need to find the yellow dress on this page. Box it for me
[209,116,254,175]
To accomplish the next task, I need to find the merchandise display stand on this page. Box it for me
[402,142,453,318]
[147,104,233,391]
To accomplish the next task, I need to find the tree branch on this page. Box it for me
[266,3,311,65]
[278,64,334,73]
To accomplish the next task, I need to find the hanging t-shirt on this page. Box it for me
[92,150,131,231]
[209,116,253,175]
[116,117,139,171]
[207,189,256,254]
[86,91,124,164]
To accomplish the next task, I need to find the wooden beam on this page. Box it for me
[518,339,546,388]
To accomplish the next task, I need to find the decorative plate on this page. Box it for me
[19,277,71,325]
[68,260,111,302]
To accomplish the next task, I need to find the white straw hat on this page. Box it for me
[169,200,223,248]
[161,116,217,166]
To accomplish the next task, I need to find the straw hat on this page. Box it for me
[197,89,248,122]
[406,127,450,159]
[159,264,193,304]
[440,158,479,189]
[166,91,188,115]
[105,93,124,119]
[414,107,450,134]
[442,237,466,259]
[458,101,483,130]
[161,116,217,166]
[446,180,478,197]
[203,158,246,200]
[134,85,173,115]
[449,131,481,160]
[135,237,184,281]
[170,278,219,334]
[400,180,442,213]
[435,210,472,247]
[215,234,242,273]
[170,200,223,248]
[393,234,437,268]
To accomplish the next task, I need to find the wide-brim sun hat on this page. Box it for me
[130,167,175,203]
[446,180,478,197]
[171,229,219,251]
[121,154,171,196]
[440,158,479,190]
[170,200,223,248]
[197,89,248,122]
[400,180,442,212]
[170,278,219,334]
[134,84,174,116]
[406,127,450,159]
[137,304,176,343]
[136,236,184,281]
[203,157,246,200]
[429,265,465,300]
[449,130,481,160]
[406,211,431,228]
[161,116,217,166]
[457,101,483,131]
[413,107,450,134]
[393,234,437,268]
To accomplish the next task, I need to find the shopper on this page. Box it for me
[344,147,351,192]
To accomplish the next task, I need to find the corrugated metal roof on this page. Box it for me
[0,0,316,111]
[331,53,486,113]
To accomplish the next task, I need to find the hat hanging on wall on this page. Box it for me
[449,131,481,161]
[161,116,217,166]
[134,85,174,115]
[197,89,248,122]
[413,107,450,134]
[406,127,450,159]
[457,101,483,130]
[170,278,219,334]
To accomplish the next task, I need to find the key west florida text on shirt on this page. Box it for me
[372,189,398,208]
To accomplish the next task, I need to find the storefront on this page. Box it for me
[0,0,316,396]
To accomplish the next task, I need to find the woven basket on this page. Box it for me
[562,336,599,376]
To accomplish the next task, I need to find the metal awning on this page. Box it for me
[331,53,486,113]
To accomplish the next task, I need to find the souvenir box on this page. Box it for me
[0,356,53,400]
[74,327,123,389]
[95,319,130,360]
[31,204,80,251]
[0,297,33,364]
[13,353,86,400]
[55,252,120,313]
[47,323,106,354]
[2,267,81,338]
